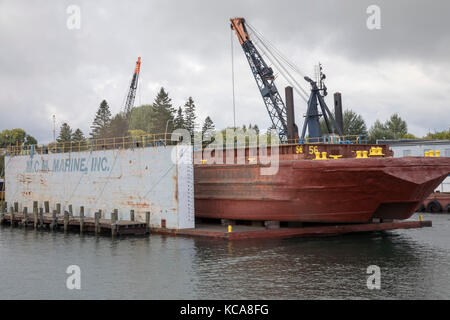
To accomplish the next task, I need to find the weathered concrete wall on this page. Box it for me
[4,145,195,229]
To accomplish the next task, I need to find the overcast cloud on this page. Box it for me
[0,0,449,143]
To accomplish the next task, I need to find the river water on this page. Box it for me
[0,212,449,299]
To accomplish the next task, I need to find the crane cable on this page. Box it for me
[246,23,310,101]
[247,25,309,101]
[231,28,236,129]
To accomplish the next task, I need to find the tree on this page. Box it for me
[128,104,155,133]
[343,109,368,136]
[183,97,197,136]
[0,129,37,148]
[151,88,175,135]
[202,116,215,140]
[368,119,394,143]
[90,100,112,139]
[109,113,128,138]
[386,113,407,139]
[72,128,85,142]
[174,107,185,130]
[424,129,450,140]
[57,123,73,143]
[24,134,37,146]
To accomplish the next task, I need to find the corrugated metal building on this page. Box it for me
[378,139,450,192]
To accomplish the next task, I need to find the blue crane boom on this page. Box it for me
[230,18,289,142]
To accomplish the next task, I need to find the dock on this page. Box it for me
[0,210,149,236]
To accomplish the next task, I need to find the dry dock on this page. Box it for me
[151,219,432,240]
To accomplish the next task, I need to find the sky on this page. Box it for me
[0,0,449,144]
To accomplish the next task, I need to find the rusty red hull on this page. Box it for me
[194,157,450,223]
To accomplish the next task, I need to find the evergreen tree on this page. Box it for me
[201,116,215,139]
[253,124,260,135]
[109,113,129,138]
[183,97,197,136]
[343,109,368,136]
[57,123,73,143]
[151,88,175,135]
[90,100,112,139]
[72,128,85,142]
[386,113,407,139]
[174,107,185,130]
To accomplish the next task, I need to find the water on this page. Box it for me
[1,213,449,299]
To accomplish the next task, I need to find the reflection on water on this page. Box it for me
[0,213,449,299]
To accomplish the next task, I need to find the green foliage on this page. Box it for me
[109,113,128,138]
[343,109,368,136]
[368,114,408,143]
[90,100,112,139]
[128,129,147,137]
[151,88,175,135]
[201,116,215,140]
[0,129,37,148]
[72,128,85,142]
[385,113,408,139]
[401,133,418,139]
[183,97,197,136]
[57,123,73,143]
[424,130,450,140]
[174,107,185,130]
[128,104,155,133]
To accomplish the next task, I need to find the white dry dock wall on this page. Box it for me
[4,145,195,230]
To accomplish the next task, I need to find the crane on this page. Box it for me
[230,18,343,142]
[123,57,141,118]
[230,18,290,142]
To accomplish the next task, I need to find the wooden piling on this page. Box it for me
[69,205,73,216]
[39,208,44,228]
[51,210,57,230]
[14,202,18,213]
[145,211,150,233]
[44,201,49,213]
[130,209,135,222]
[64,211,69,232]
[10,207,14,227]
[1,201,6,213]
[0,208,4,224]
[95,211,100,235]
[56,203,61,215]
[79,206,84,234]
[22,207,28,226]
[34,207,38,229]
[111,209,118,237]
[33,202,38,229]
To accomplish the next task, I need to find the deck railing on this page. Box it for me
[0,133,369,157]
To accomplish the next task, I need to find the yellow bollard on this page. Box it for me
[321,152,327,160]
[201,159,207,164]
[429,151,434,157]
[228,225,232,233]
[362,151,368,158]
[424,151,429,157]
[419,215,423,222]
[435,150,440,157]
[356,151,362,158]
